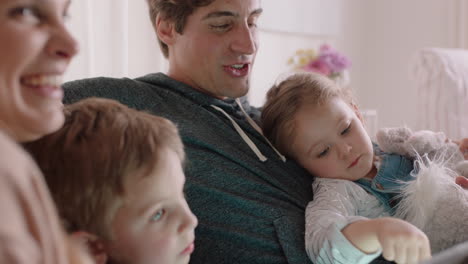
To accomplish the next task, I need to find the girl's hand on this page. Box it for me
[374,218,431,264]
[459,138,468,160]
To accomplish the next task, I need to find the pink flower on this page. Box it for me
[303,59,331,76]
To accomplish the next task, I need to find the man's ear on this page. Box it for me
[156,14,177,45]
[70,231,108,264]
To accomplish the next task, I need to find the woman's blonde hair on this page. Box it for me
[261,72,356,158]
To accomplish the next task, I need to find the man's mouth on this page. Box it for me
[223,63,250,77]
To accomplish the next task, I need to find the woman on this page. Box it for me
[0,0,89,263]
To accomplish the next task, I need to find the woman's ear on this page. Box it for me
[70,231,108,264]
[156,14,176,45]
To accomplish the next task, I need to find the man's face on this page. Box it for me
[166,0,262,99]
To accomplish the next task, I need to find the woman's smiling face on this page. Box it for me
[0,0,78,142]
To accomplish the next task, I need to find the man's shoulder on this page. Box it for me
[62,73,173,106]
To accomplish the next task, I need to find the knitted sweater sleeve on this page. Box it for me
[305,178,382,264]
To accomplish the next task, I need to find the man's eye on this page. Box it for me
[210,24,230,31]
[150,209,165,222]
[318,147,330,158]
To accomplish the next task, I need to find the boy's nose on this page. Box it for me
[179,203,198,233]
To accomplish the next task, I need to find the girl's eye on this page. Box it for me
[150,209,165,222]
[341,124,351,135]
[318,146,330,158]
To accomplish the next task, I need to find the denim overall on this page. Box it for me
[355,145,416,215]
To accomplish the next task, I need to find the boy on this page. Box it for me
[25,98,198,264]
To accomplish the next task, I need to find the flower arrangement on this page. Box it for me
[288,44,351,86]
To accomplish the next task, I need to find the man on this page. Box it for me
[62,0,467,263]
[64,1,316,262]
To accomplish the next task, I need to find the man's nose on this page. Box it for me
[230,23,257,55]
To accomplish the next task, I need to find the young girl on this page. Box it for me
[261,72,468,264]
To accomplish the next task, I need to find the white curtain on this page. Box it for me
[64,0,167,82]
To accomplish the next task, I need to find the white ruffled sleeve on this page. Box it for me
[305,178,383,264]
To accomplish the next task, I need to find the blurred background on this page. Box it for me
[65,0,468,138]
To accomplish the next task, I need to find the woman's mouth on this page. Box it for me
[21,74,63,99]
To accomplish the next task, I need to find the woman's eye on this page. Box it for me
[341,124,351,135]
[150,209,165,222]
[318,147,330,158]
[10,7,41,23]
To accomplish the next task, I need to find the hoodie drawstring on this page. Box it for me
[211,105,267,162]
[235,99,286,162]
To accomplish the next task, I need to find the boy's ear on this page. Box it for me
[156,14,177,45]
[70,231,108,264]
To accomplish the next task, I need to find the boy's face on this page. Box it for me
[166,0,262,99]
[106,149,198,264]
[291,97,375,181]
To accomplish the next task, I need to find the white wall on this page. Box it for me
[340,0,460,131]
[65,0,166,82]
[250,0,342,106]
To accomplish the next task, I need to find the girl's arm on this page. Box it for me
[342,217,431,263]
[305,178,383,264]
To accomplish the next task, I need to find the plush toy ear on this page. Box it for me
[404,130,446,157]
[376,127,413,155]
[70,231,108,264]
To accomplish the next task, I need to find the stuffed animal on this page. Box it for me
[376,127,468,253]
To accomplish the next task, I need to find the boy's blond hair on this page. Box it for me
[24,98,185,240]
[261,72,356,158]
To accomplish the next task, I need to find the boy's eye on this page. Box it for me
[317,146,330,158]
[341,124,351,135]
[150,209,165,222]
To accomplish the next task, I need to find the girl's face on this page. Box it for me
[291,97,375,181]
[0,0,78,142]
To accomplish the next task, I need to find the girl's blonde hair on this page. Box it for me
[261,72,356,158]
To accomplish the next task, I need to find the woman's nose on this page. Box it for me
[47,23,79,59]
